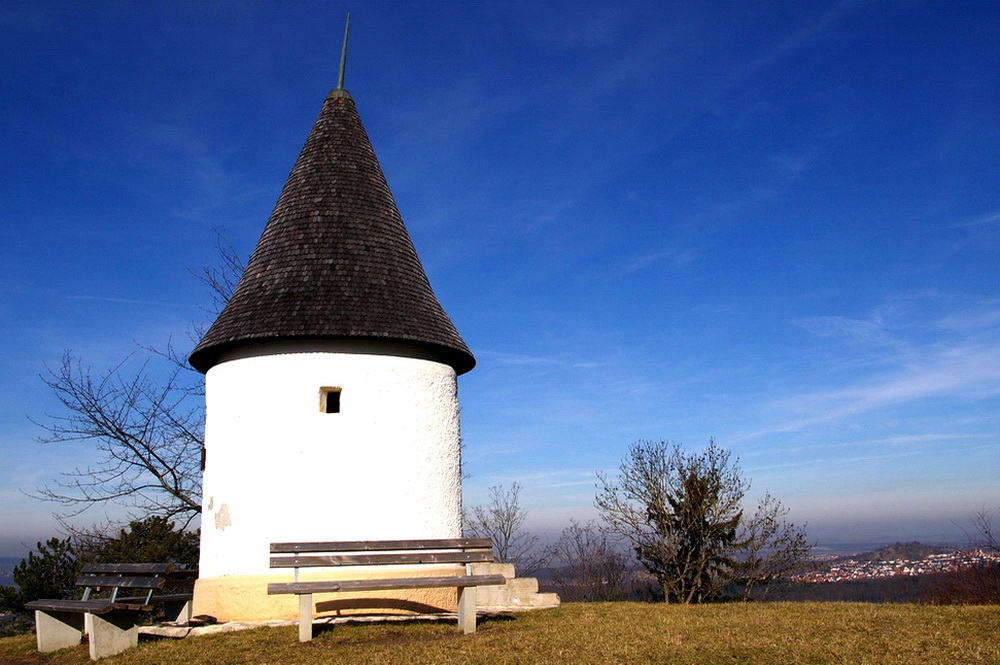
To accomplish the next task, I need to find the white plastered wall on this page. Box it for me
[199,341,463,578]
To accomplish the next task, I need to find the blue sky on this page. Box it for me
[1,1,998,556]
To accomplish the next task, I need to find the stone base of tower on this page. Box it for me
[193,569,464,623]
[192,564,559,623]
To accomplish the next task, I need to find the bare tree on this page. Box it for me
[596,439,809,603]
[33,353,204,527]
[596,439,743,603]
[32,232,244,529]
[971,507,998,553]
[736,492,812,600]
[549,520,633,602]
[929,507,1000,605]
[465,482,547,576]
[193,232,247,328]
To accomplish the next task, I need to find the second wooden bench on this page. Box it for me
[25,562,196,660]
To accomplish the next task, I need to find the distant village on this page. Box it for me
[793,549,1000,584]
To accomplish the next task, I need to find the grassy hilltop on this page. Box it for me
[2,602,998,665]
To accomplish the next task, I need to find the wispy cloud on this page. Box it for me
[937,303,1000,332]
[467,469,598,492]
[744,297,1000,438]
[65,295,186,308]
[129,122,238,221]
[792,313,904,351]
[954,210,1000,228]
[623,247,699,274]
[480,351,559,367]
[702,0,862,112]
[755,2,860,69]
[748,343,1000,438]
[747,448,927,474]
[478,350,610,372]
[748,432,991,459]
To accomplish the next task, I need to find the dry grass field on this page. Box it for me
[1,602,997,664]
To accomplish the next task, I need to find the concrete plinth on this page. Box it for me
[34,610,84,653]
[88,611,139,660]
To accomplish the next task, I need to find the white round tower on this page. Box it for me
[188,85,475,620]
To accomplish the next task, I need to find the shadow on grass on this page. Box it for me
[311,612,516,643]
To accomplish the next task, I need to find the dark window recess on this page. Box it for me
[322,388,341,414]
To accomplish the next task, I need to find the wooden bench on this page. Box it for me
[24,562,196,660]
[268,538,507,641]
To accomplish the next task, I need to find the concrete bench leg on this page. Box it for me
[162,598,193,624]
[298,593,314,642]
[88,611,139,660]
[34,610,84,653]
[457,586,477,634]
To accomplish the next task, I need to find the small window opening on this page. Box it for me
[321,387,341,414]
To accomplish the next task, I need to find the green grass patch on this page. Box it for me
[2,603,997,664]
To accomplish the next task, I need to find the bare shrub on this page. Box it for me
[548,520,634,602]
[928,508,1000,605]
[737,492,813,601]
[465,482,548,575]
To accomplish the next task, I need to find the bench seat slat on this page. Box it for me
[270,538,494,553]
[147,593,195,603]
[111,601,155,611]
[115,593,192,605]
[25,599,114,614]
[76,574,166,590]
[268,573,507,595]
[270,550,495,568]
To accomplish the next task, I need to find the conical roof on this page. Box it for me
[189,91,474,375]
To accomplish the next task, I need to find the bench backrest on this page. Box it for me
[270,538,495,570]
[75,563,198,603]
[77,563,172,591]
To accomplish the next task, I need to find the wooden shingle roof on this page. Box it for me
[189,92,474,375]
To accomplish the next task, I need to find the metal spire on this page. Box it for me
[336,13,351,91]
[328,13,352,100]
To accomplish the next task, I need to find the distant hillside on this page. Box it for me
[784,541,975,602]
[836,541,949,563]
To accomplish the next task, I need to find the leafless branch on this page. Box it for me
[192,228,245,317]
[31,352,203,525]
[549,520,635,602]
[465,482,548,576]
[737,492,812,600]
[31,234,247,528]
